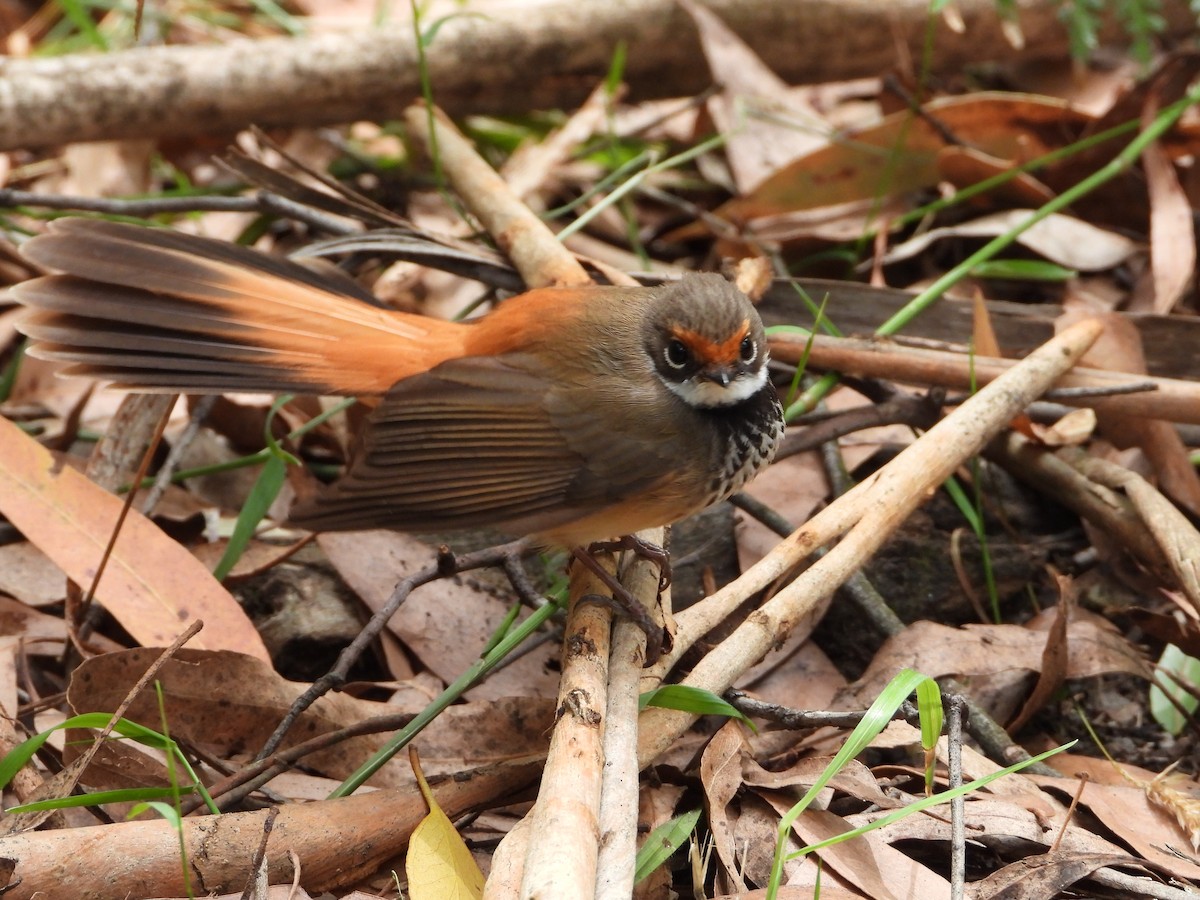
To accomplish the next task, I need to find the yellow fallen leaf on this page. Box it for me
[407,747,485,900]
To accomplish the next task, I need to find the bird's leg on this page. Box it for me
[571,540,671,666]
[585,534,672,592]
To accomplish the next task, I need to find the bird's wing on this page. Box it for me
[288,354,682,539]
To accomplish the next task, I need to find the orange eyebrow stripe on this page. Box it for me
[670,318,751,364]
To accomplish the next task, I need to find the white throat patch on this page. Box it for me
[664,362,769,408]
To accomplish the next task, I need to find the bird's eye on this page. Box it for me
[664,339,690,369]
[739,336,757,362]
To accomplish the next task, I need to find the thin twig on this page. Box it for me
[726,691,921,731]
[256,539,533,760]
[140,395,217,516]
[947,694,966,900]
[731,479,1060,775]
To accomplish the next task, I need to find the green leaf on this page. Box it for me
[784,741,1075,861]
[0,339,25,404]
[0,713,175,790]
[52,0,107,49]
[421,11,489,48]
[212,394,297,580]
[969,259,1077,282]
[1151,643,1200,736]
[639,686,755,731]
[11,785,195,813]
[0,712,220,815]
[128,800,183,827]
[915,679,943,751]
[634,807,702,884]
[766,669,933,896]
[212,451,287,580]
[604,41,628,96]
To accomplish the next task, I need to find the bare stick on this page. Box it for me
[518,559,613,899]
[773,331,1200,424]
[596,528,665,900]
[6,0,1189,150]
[403,103,591,289]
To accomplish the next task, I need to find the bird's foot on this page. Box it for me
[572,540,671,666]
[585,534,671,593]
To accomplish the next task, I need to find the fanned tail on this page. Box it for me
[12,219,465,395]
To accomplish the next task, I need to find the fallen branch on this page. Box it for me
[771,331,1200,425]
[1,758,542,900]
[4,0,1195,150]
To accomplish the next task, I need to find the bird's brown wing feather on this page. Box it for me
[289,355,679,539]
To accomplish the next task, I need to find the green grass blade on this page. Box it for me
[634,807,702,884]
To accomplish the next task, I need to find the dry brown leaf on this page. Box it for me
[6,355,107,423]
[1028,407,1097,446]
[1031,774,1200,882]
[66,648,554,789]
[189,536,313,583]
[844,613,1149,709]
[1030,606,1151,680]
[767,801,952,900]
[1060,308,1200,517]
[718,793,818,893]
[700,726,884,893]
[742,642,847,721]
[0,636,17,724]
[55,140,154,198]
[1044,752,1146,786]
[973,291,1036,438]
[877,210,1137,271]
[679,0,828,193]
[972,292,1002,359]
[966,851,1147,900]
[0,415,269,659]
[1126,607,1200,656]
[1006,575,1073,734]
[848,795,1106,856]
[700,721,751,892]
[871,723,1060,815]
[318,531,560,700]
[0,595,69,658]
[1131,99,1195,313]
[936,145,1055,206]
[714,94,1095,225]
[1001,55,1138,116]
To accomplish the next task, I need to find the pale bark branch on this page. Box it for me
[3,0,1195,151]
[770,331,1200,425]
[1,759,542,899]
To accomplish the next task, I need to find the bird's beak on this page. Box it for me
[701,367,734,387]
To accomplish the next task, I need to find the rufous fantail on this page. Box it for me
[12,219,785,548]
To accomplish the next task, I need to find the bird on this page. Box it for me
[10,218,785,551]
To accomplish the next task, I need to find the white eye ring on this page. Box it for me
[664,339,690,369]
